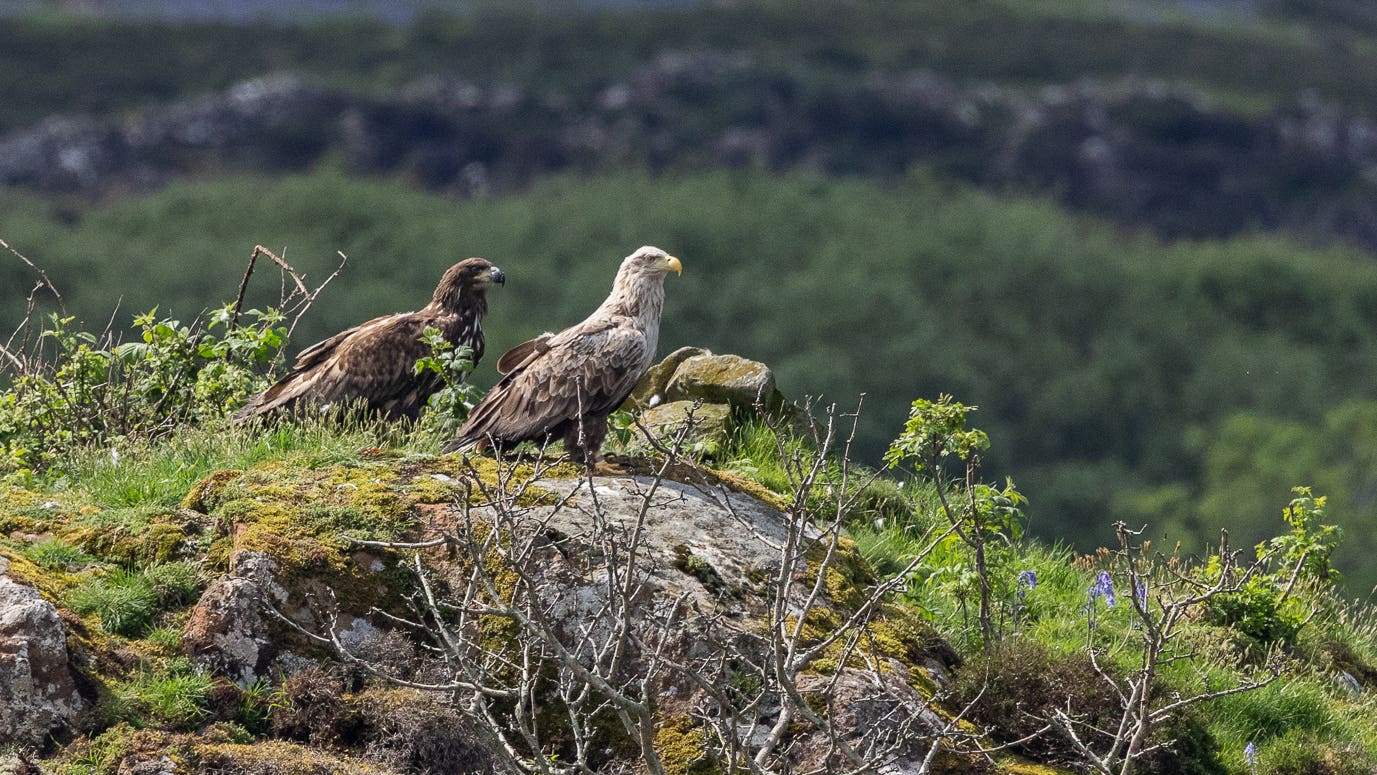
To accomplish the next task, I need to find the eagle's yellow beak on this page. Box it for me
[665,256,682,276]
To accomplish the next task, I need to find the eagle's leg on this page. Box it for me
[563,414,611,466]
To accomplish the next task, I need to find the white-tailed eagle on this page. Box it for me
[234,257,504,422]
[444,246,681,462]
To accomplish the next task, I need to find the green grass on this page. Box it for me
[48,411,432,512]
[112,658,215,730]
[21,538,92,570]
[717,421,802,496]
[63,561,206,637]
[66,568,158,637]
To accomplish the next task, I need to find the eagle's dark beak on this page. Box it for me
[490,267,506,285]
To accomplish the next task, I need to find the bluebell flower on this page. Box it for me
[1016,570,1037,601]
[1244,740,1257,773]
[1089,571,1116,608]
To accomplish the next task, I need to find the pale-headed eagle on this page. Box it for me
[444,246,681,462]
[234,257,504,422]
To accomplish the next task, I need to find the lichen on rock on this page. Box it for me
[183,551,287,687]
[0,561,85,748]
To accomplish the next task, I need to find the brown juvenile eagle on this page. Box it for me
[234,257,504,422]
[444,245,681,462]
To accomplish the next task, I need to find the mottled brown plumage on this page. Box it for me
[445,246,681,462]
[234,258,504,422]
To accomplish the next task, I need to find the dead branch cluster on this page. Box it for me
[2,241,342,381]
[278,406,1014,774]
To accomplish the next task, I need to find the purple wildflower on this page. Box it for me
[1089,571,1116,608]
[1134,579,1148,609]
[1244,741,1257,773]
[1016,570,1037,601]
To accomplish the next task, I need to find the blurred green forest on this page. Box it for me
[8,168,1377,592]
[7,0,1377,593]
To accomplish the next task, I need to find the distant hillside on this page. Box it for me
[8,1,1377,596]
[5,2,1377,254]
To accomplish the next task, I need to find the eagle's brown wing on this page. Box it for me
[495,333,552,375]
[448,318,647,449]
[234,313,440,421]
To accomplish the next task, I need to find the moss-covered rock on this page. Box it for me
[627,346,708,408]
[655,715,720,775]
[637,400,733,457]
[665,353,774,407]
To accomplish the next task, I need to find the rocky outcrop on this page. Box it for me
[431,470,961,772]
[0,559,84,748]
[158,444,963,772]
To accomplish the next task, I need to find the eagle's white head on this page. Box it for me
[617,245,683,282]
[600,245,682,351]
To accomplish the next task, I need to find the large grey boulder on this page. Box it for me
[440,474,963,771]
[0,562,84,748]
[517,475,796,605]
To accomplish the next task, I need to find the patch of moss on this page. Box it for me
[0,545,65,597]
[203,535,234,571]
[61,517,188,565]
[804,536,875,611]
[435,454,565,505]
[654,716,720,775]
[705,467,791,511]
[0,486,93,534]
[185,736,396,774]
[866,602,946,665]
[181,469,243,513]
[672,544,731,596]
[996,756,1078,774]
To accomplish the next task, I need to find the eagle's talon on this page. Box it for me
[593,460,626,476]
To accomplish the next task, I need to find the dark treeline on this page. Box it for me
[6,3,1377,253]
